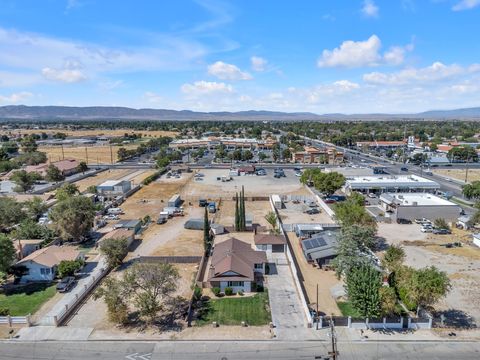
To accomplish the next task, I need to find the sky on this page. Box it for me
[0,0,480,114]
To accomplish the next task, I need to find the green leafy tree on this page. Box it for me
[300,169,345,195]
[242,150,253,161]
[100,237,129,269]
[447,146,478,162]
[258,152,268,161]
[334,197,377,229]
[25,196,48,219]
[379,286,398,317]
[282,148,292,161]
[234,192,240,231]
[203,207,211,252]
[57,259,84,278]
[11,170,42,192]
[345,263,381,318]
[46,164,65,182]
[50,195,96,241]
[12,151,47,166]
[232,149,242,161]
[55,183,80,201]
[433,218,449,230]
[462,181,480,200]
[2,141,18,154]
[382,245,405,272]
[77,161,88,173]
[123,263,179,324]
[12,219,55,240]
[0,234,16,274]
[0,147,9,161]
[20,135,38,153]
[117,147,129,162]
[86,185,97,194]
[0,197,26,230]
[93,277,129,325]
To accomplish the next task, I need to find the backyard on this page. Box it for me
[196,292,271,326]
[0,283,57,316]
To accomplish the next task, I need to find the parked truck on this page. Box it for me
[208,202,216,213]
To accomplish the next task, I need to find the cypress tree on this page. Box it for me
[203,206,210,251]
[235,192,240,231]
[241,186,246,230]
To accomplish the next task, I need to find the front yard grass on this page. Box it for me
[0,283,56,316]
[337,301,362,318]
[197,292,271,326]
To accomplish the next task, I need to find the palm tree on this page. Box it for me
[265,211,278,234]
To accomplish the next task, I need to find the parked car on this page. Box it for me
[199,199,208,207]
[401,167,408,171]
[420,227,433,233]
[156,216,168,224]
[103,214,119,221]
[304,208,320,215]
[56,276,75,293]
[415,218,431,224]
[324,198,336,204]
[433,228,451,235]
[295,172,302,177]
[397,218,412,224]
[308,201,319,207]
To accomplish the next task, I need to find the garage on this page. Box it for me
[254,233,286,254]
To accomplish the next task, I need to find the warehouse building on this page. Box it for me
[379,193,461,222]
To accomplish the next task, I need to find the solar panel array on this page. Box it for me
[303,236,327,250]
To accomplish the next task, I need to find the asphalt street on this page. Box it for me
[1,340,480,360]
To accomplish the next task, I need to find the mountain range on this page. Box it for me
[0,105,480,121]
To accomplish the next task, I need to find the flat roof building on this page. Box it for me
[344,175,440,194]
[380,192,461,222]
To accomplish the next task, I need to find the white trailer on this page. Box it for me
[272,194,282,209]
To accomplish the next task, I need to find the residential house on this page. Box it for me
[16,245,83,282]
[207,238,267,293]
[13,239,44,260]
[301,232,338,267]
[97,228,135,248]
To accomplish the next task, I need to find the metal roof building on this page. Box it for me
[345,175,440,194]
[300,231,338,266]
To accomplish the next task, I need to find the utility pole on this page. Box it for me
[61,144,65,160]
[110,145,113,165]
[328,317,338,360]
[85,147,88,165]
[465,155,470,183]
[316,284,319,330]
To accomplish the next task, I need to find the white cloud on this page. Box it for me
[181,80,233,95]
[361,0,379,17]
[318,35,382,68]
[452,0,480,11]
[332,80,360,91]
[42,66,87,83]
[318,35,413,68]
[144,91,163,103]
[207,61,252,80]
[250,56,268,72]
[363,62,480,85]
[0,91,33,103]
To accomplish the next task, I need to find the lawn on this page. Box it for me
[0,283,56,316]
[337,301,362,318]
[197,292,271,326]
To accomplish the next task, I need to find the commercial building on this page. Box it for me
[97,180,132,200]
[207,238,267,293]
[292,146,344,165]
[169,137,276,151]
[379,193,461,222]
[344,175,440,195]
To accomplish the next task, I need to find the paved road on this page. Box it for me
[2,340,480,359]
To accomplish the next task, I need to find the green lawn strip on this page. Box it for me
[197,292,271,326]
[336,301,362,318]
[0,284,56,316]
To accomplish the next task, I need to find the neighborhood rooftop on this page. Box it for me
[380,192,456,207]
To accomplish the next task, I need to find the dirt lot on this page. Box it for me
[2,129,177,138]
[433,168,476,183]
[183,169,309,199]
[379,224,480,323]
[39,144,138,164]
[214,200,272,229]
[286,231,342,316]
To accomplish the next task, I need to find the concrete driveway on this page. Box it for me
[265,253,315,340]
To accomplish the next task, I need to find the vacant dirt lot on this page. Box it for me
[433,168,478,183]
[214,200,272,229]
[39,144,139,164]
[74,169,135,192]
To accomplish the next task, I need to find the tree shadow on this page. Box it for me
[432,309,477,329]
[374,236,389,251]
[3,281,53,296]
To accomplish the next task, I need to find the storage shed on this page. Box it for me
[272,194,282,209]
[184,218,209,230]
[168,194,182,208]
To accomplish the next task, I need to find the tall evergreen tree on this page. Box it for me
[234,192,240,231]
[240,186,246,231]
[203,206,210,251]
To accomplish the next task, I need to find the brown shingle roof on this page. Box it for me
[17,245,81,267]
[208,238,266,282]
[100,228,134,241]
[254,233,286,245]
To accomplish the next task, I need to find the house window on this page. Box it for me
[227,281,244,287]
[254,263,263,270]
[40,268,46,275]
[45,268,51,275]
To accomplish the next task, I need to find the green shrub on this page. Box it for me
[256,284,264,292]
[193,286,202,301]
[224,287,233,296]
[398,286,417,311]
[237,290,244,296]
[212,287,221,297]
[0,307,10,316]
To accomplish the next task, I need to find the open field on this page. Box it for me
[196,292,271,326]
[433,168,477,183]
[39,144,139,164]
[0,284,56,316]
[2,129,178,138]
[214,200,273,229]
[73,169,134,192]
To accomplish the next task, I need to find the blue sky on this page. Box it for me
[0,0,480,113]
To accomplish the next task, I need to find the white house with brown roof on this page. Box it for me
[16,245,83,282]
[207,238,267,293]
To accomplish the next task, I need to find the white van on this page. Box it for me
[107,207,123,215]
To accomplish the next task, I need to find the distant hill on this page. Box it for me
[0,105,480,121]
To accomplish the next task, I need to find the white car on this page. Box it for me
[103,214,119,221]
[295,172,302,177]
[421,227,433,233]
